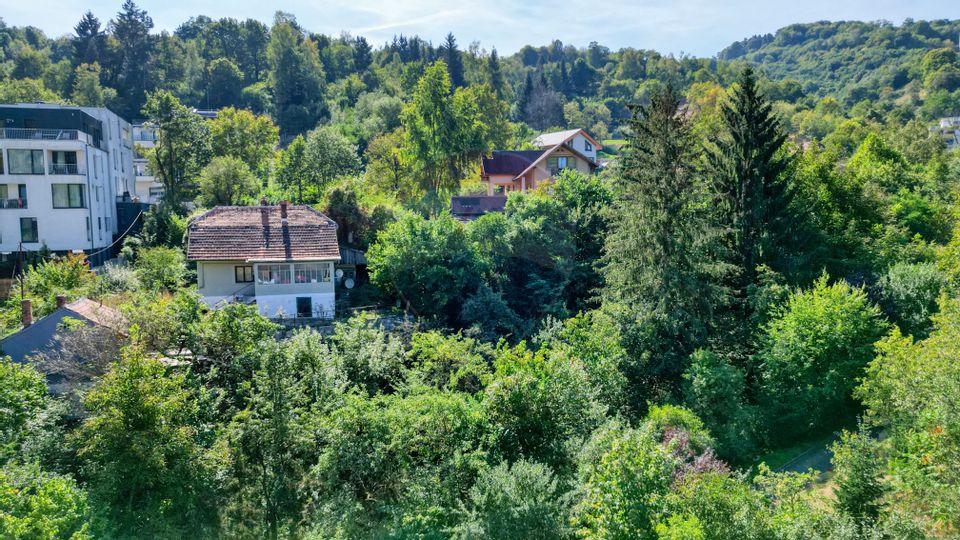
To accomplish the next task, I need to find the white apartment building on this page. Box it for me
[0,103,135,266]
[131,122,164,203]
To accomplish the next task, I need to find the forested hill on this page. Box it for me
[719,20,960,105]
[1,7,959,142]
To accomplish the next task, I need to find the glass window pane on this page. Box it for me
[52,185,69,207]
[20,218,37,242]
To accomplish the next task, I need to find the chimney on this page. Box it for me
[260,197,268,206]
[280,200,289,225]
[21,299,33,328]
[56,295,67,309]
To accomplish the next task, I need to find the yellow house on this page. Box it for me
[187,201,341,319]
[480,128,602,195]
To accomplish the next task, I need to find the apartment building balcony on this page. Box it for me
[0,198,27,209]
[0,128,79,141]
[49,163,82,175]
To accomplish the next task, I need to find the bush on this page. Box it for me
[877,261,948,338]
[0,462,91,539]
[197,156,259,207]
[99,262,141,292]
[134,246,188,291]
[458,460,568,539]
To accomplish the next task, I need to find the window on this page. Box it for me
[50,151,78,174]
[20,218,38,243]
[546,156,575,174]
[0,185,6,199]
[7,150,43,174]
[294,263,331,284]
[52,184,85,208]
[235,265,254,283]
[296,297,312,318]
[257,264,291,285]
[86,217,91,241]
[584,141,593,152]
[0,151,4,174]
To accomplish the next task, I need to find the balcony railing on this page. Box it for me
[0,198,27,209]
[49,163,81,175]
[0,128,80,141]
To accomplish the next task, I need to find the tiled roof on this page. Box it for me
[451,195,507,218]
[532,128,602,150]
[187,205,340,262]
[65,299,124,329]
[481,150,545,176]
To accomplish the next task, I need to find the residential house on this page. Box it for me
[0,103,135,267]
[479,128,602,195]
[0,296,123,365]
[187,201,341,319]
[932,116,960,150]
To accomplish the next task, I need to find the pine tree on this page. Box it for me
[73,11,104,65]
[602,84,729,390]
[559,58,570,96]
[442,32,465,88]
[708,66,790,291]
[353,35,372,72]
[109,0,155,118]
[487,48,505,99]
[515,72,533,121]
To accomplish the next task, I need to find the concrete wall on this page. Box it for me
[197,261,255,298]
[255,292,336,319]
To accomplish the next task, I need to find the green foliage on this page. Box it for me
[830,427,885,521]
[683,350,757,462]
[0,462,91,540]
[208,107,279,173]
[758,276,888,440]
[876,261,948,338]
[75,344,218,537]
[0,358,62,465]
[485,342,603,472]
[857,298,960,533]
[197,155,259,207]
[602,84,728,390]
[457,459,568,539]
[142,91,212,208]
[408,331,491,393]
[133,246,187,291]
[6,254,96,330]
[368,212,483,323]
[325,313,406,396]
[267,15,325,137]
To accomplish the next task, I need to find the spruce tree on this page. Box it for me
[487,48,505,99]
[73,11,104,65]
[515,72,533,121]
[708,67,790,291]
[602,84,728,392]
[442,32,466,88]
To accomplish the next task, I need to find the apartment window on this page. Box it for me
[20,218,38,243]
[0,185,6,199]
[0,151,4,174]
[52,184,86,208]
[584,141,593,152]
[257,264,291,285]
[86,217,91,241]
[50,151,78,174]
[235,265,254,283]
[546,156,574,174]
[98,217,103,240]
[294,263,331,284]
[8,150,44,174]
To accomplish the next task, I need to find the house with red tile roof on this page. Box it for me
[187,200,341,319]
[479,128,602,195]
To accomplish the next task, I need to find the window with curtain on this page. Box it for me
[8,150,43,174]
[20,218,38,243]
[257,264,291,284]
[51,184,85,208]
[294,263,331,283]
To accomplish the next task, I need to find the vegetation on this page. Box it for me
[1,5,960,538]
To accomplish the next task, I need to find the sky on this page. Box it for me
[2,0,956,57]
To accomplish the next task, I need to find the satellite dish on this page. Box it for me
[344,278,355,289]
[335,268,344,279]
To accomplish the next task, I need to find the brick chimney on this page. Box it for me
[260,197,268,206]
[56,295,67,309]
[280,200,289,224]
[21,299,32,328]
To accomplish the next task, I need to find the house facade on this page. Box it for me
[0,103,135,266]
[479,128,602,195]
[187,201,341,319]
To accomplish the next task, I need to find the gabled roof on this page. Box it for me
[0,299,124,364]
[480,151,544,177]
[451,195,507,221]
[187,205,340,262]
[511,142,599,182]
[532,128,602,150]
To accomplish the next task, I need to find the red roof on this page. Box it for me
[187,205,340,262]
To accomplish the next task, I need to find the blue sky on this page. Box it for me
[3,0,956,56]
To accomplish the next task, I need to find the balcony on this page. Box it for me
[0,198,27,209]
[0,128,79,141]
[49,163,81,175]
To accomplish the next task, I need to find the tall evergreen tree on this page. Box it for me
[515,71,533,121]
[353,36,373,72]
[708,67,791,291]
[602,84,729,392]
[441,32,466,88]
[73,11,104,66]
[267,13,325,138]
[487,48,505,99]
[108,0,155,118]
